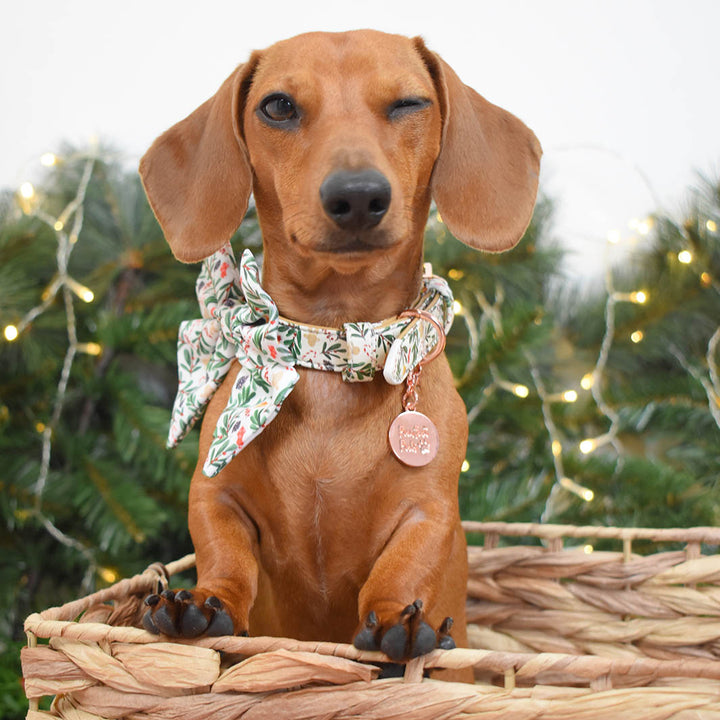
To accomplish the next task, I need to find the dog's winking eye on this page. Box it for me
[387,97,432,120]
[258,93,299,125]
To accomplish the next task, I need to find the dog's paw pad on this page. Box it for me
[179,599,209,638]
[380,623,409,661]
[206,606,234,636]
[411,621,436,657]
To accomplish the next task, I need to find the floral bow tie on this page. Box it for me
[168,243,453,477]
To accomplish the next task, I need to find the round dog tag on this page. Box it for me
[389,410,439,467]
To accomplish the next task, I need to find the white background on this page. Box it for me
[2,0,718,279]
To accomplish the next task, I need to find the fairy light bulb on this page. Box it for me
[678,250,692,264]
[559,476,594,502]
[580,373,594,390]
[66,277,95,303]
[707,220,717,232]
[513,384,529,398]
[4,325,19,341]
[630,291,648,304]
[40,153,58,167]
[452,300,463,315]
[579,438,596,454]
[637,219,652,236]
[631,330,644,343]
[19,182,35,199]
[461,459,470,472]
[562,390,578,403]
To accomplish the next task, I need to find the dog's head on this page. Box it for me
[140,30,541,272]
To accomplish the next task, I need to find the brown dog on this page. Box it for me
[139,29,540,669]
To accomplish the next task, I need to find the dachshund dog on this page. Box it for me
[139,29,540,674]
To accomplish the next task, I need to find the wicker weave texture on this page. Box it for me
[22,522,720,719]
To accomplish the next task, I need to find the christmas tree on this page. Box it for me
[1,145,718,717]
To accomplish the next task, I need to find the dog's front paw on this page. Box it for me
[142,589,240,638]
[353,599,455,661]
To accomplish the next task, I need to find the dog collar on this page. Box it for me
[167,243,454,477]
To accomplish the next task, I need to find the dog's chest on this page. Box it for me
[243,371,400,575]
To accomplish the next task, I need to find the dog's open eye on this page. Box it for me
[387,97,432,120]
[258,93,299,126]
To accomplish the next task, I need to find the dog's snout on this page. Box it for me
[320,169,391,232]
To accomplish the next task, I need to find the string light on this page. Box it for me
[631,330,644,343]
[77,342,102,356]
[98,567,119,584]
[452,300,463,315]
[11,146,101,591]
[614,290,649,304]
[583,545,594,554]
[65,277,95,303]
[707,220,717,232]
[678,250,693,264]
[559,477,594,502]
[513,384,530,398]
[448,269,464,280]
[19,182,35,199]
[461,460,470,472]
[580,373,594,390]
[4,325,19,342]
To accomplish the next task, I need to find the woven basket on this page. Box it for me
[22,521,720,719]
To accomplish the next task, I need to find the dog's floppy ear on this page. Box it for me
[415,39,542,252]
[139,58,259,262]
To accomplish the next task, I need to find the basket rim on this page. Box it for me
[463,521,720,544]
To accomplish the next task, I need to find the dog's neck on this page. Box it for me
[261,241,426,327]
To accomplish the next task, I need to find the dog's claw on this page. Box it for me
[205,595,222,610]
[353,611,380,651]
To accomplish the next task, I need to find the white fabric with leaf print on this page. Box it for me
[168,242,453,477]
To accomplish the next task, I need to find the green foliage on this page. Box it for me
[425,178,720,530]
[1,145,719,715]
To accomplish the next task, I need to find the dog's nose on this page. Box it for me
[320,169,391,231]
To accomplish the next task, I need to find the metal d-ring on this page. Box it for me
[398,308,446,366]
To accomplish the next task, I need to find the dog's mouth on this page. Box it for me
[313,230,395,255]
[321,238,382,254]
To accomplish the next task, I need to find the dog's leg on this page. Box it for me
[142,469,259,638]
[353,509,467,661]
